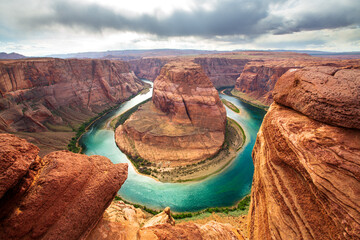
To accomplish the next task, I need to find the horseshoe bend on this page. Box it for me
[115,61,245,182]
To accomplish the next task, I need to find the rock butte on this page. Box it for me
[249,66,360,239]
[116,61,226,166]
[0,133,128,239]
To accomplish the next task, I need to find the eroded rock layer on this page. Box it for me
[234,59,360,107]
[0,58,144,132]
[273,66,360,129]
[249,65,360,239]
[116,61,226,166]
[0,133,128,240]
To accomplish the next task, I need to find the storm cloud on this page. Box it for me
[19,0,360,37]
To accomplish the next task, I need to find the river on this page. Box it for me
[79,80,266,212]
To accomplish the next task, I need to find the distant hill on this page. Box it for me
[0,52,26,59]
[48,49,225,59]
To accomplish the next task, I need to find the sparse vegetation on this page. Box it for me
[113,99,151,129]
[221,99,240,113]
[114,194,251,220]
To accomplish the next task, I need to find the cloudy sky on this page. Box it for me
[0,0,359,56]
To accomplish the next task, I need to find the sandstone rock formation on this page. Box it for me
[89,203,242,240]
[233,59,360,107]
[116,61,226,166]
[194,57,249,88]
[0,133,128,240]
[0,58,145,133]
[273,66,360,129]
[249,66,360,239]
[234,60,302,106]
[129,58,169,81]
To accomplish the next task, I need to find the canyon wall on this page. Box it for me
[233,59,360,107]
[0,58,145,133]
[0,133,128,239]
[249,66,360,239]
[193,57,249,88]
[129,58,169,81]
[129,57,249,88]
[116,61,226,166]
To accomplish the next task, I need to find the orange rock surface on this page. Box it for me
[249,65,360,239]
[0,58,144,132]
[273,66,360,129]
[116,61,226,166]
[0,133,128,240]
[234,59,360,107]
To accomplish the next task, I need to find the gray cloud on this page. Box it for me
[17,0,359,39]
[21,0,278,37]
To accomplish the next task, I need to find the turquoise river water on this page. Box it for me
[80,80,266,212]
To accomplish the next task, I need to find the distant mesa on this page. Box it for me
[115,61,226,167]
[0,52,26,59]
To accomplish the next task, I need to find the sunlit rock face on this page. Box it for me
[249,66,360,240]
[0,58,144,132]
[0,133,128,240]
[116,61,226,166]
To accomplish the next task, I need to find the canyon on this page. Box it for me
[249,66,360,239]
[0,58,145,155]
[0,51,359,240]
[115,61,227,170]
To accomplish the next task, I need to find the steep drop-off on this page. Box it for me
[116,61,226,167]
[249,66,360,239]
[0,58,144,132]
[129,57,249,88]
[194,57,249,88]
[0,133,128,240]
[0,58,145,155]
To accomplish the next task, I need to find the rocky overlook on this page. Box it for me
[249,66,360,239]
[0,133,128,239]
[116,61,226,168]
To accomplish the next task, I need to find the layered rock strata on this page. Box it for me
[249,66,360,239]
[0,133,128,240]
[0,58,144,132]
[234,59,360,107]
[194,57,249,88]
[116,61,226,166]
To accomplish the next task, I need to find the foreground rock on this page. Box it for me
[0,133,128,240]
[273,66,360,129]
[116,61,226,167]
[249,67,360,239]
[89,203,242,240]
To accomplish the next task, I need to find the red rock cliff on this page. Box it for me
[0,133,128,240]
[116,61,226,166]
[0,58,145,132]
[233,59,360,107]
[249,66,360,239]
[194,57,249,88]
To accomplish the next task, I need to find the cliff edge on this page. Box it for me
[249,66,360,239]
